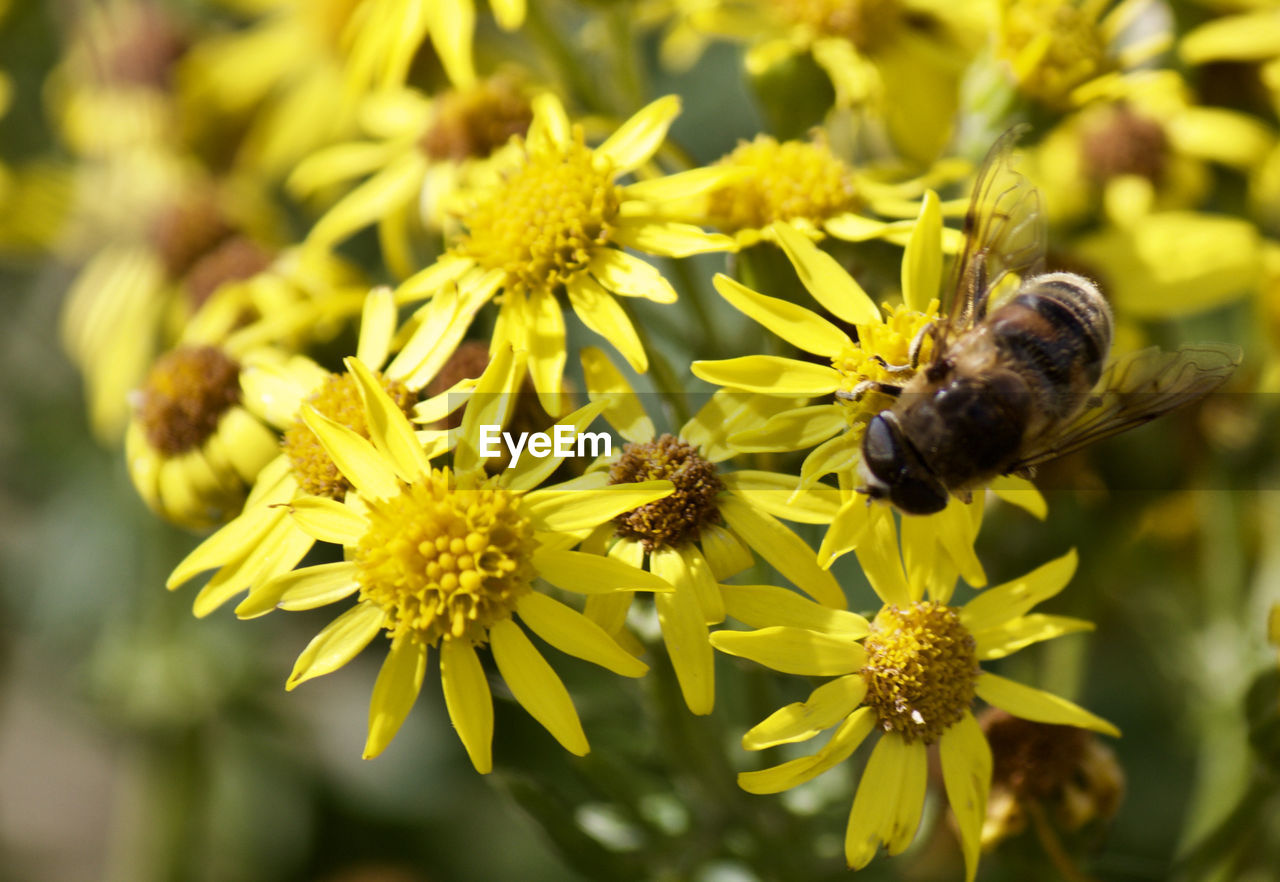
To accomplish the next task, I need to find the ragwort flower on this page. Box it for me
[711,516,1116,879]
[576,347,846,714]
[392,92,736,414]
[239,347,677,768]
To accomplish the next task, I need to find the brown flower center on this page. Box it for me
[609,435,723,551]
[137,346,241,456]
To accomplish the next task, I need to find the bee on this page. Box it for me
[854,127,1241,515]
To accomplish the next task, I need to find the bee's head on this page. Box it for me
[858,412,949,515]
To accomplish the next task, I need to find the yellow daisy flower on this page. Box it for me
[994,0,1171,111]
[237,346,677,768]
[288,73,535,279]
[576,347,846,714]
[691,217,1044,564]
[343,0,527,96]
[167,287,449,616]
[711,516,1116,880]
[663,132,970,248]
[393,92,736,414]
[655,0,985,162]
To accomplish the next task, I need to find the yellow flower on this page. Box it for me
[691,216,1043,564]
[167,288,446,616]
[663,133,970,247]
[711,516,1116,880]
[661,0,986,161]
[343,0,526,95]
[288,74,535,278]
[576,347,846,714]
[995,0,1171,111]
[393,92,736,414]
[237,346,676,768]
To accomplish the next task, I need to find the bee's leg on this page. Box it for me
[835,380,903,402]
[907,322,938,368]
[956,489,973,504]
[868,354,916,375]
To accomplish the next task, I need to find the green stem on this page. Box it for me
[524,2,608,114]
[667,257,723,361]
[606,4,647,111]
[623,299,692,426]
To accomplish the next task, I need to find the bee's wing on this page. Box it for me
[940,125,1046,350]
[1009,344,1242,471]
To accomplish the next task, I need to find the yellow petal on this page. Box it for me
[528,92,570,153]
[611,220,736,258]
[490,619,589,755]
[287,602,385,689]
[304,153,425,253]
[524,480,672,532]
[650,543,723,625]
[581,345,655,443]
[532,548,672,593]
[738,707,875,793]
[844,734,926,868]
[742,675,868,749]
[567,274,648,372]
[698,523,754,581]
[301,406,401,501]
[654,572,715,715]
[975,673,1120,737]
[587,249,677,304]
[527,286,567,415]
[901,190,942,314]
[960,549,1078,634]
[363,633,428,758]
[939,712,991,882]
[720,585,868,637]
[712,273,851,356]
[394,254,474,304]
[273,562,361,611]
[773,221,880,326]
[683,390,806,462]
[455,343,521,474]
[728,405,846,453]
[427,0,476,88]
[517,592,647,677]
[721,470,842,523]
[597,95,680,172]
[356,286,397,371]
[987,474,1047,520]
[710,626,865,676]
[691,356,840,396]
[346,356,430,483]
[504,399,609,492]
[286,496,367,545]
[440,638,494,773]
[719,496,846,609]
[196,513,314,618]
[853,512,911,607]
[1180,10,1280,64]
[974,613,1095,660]
[818,496,879,569]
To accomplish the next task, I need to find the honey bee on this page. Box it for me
[854,127,1241,515]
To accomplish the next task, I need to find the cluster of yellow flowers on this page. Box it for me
[10,0,1280,878]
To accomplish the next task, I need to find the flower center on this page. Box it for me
[609,435,723,551]
[860,601,978,744]
[137,345,241,456]
[453,128,619,291]
[282,370,417,499]
[1079,103,1169,185]
[420,76,534,162]
[770,0,902,50]
[355,471,538,645]
[92,2,187,88]
[184,236,275,309]
[708,136,860,231]
[151,194,234,280]
[831,301,937,430]
[998,0,1109,107]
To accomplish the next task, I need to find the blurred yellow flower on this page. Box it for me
[239,347,675,767]
[712,517,1114,879]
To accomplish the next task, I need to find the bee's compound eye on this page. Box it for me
[862,414,901,477]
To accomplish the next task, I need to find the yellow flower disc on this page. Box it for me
[709,135,859,231]
[831,301,936,428]
[282,370,416,498]
[861,601,978,744]
[454,130,619,290]
[137,345,241,455]
[420,76,534,162]
[355,471,538,644]
[770,0,902,50]
[609,434,723,551]
[999,0,1109,107]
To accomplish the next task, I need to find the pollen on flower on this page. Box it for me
[860,601,978,744]
[355,471,538,645]
[453,128,619,290]
[283,370,416,498]
[420,76,534,162]
[137,345,241,456]
[1079,103,1169,185]
[609,435,723,551]
[831,300,937,429]
[150,194,234,280]
[998,0,1109,107]
[770,0,902,51]
[708,136,859,232]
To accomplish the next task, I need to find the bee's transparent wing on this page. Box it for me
[1009,344,1242,471]
[940,125,1046,350]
